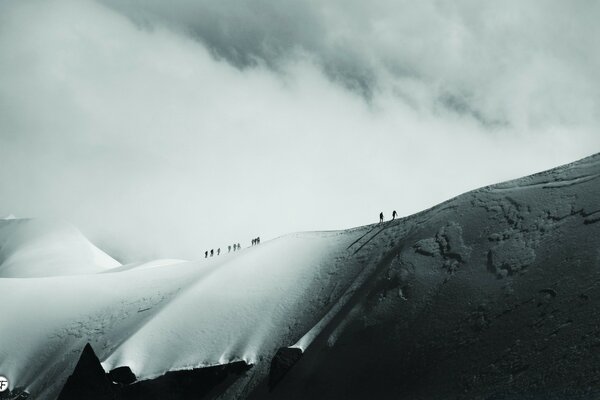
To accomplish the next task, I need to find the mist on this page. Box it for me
[1,0,598,262]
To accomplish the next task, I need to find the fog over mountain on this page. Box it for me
[0,0,598,261]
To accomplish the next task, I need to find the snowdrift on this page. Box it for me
[0,218,120,278]
[0,153,599,400]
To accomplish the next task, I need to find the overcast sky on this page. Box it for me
[1,0,599,262]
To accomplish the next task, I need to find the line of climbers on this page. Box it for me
[203,210,398,259]
[379,210,398,224]
[202,211,397,259]
[204,243,240,258]
[203,211,397,258]
[203,210,398,258]
[204,236,261,258]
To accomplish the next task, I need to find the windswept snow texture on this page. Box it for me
[257,153,600,400]
[1,153,599,400]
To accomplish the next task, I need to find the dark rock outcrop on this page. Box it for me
[57,343,251,400]
[120,361,251,400]
[57,343,116,400]
[268,347,303,390]
[107,367,136,386]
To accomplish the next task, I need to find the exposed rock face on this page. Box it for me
[107,367,136,386]
[120,361,251,400]
[57,344,252,400]
[259,154,600,399]
[268,347,303,390]
[57,343,116,400]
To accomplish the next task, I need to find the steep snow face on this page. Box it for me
[0,227,369,399]
[263,153,600,400]
[100,232,365,377]
[0,218,120,278]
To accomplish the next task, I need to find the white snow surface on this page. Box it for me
[0,218,120,278]
[0,221,366,399]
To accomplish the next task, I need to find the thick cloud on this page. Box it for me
[102,0,600,126]
[0,0,598,261]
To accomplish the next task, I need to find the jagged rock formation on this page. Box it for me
[120,361,251,400]
[57,344,116,400]
[107,367,136,386]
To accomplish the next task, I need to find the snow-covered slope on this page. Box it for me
[0,218,120,278]
[0,153,599,400]
[0,225,371,399]
[259,153,600,399]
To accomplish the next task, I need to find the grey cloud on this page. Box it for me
[102,0,324,68]
[438,92,508,128]
[100,0,380,98]
[101,0,600,127]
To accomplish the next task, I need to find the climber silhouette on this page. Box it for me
[205,251,208,258]
[380,212,384,224]
[392,210,398,220]
[210,249,214,257]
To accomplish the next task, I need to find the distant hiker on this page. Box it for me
[217,248,221,256]
[228,245,231,253]
[234,243,238,251]
[205,251,208,258]
[257,236,260,244]
[210,249,214,257]
[392,210,398,220]
[379,212,384,223]
[251,238,255,246]
[237,242,241,250]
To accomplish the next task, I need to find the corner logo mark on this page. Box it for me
[0,376,8,392]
